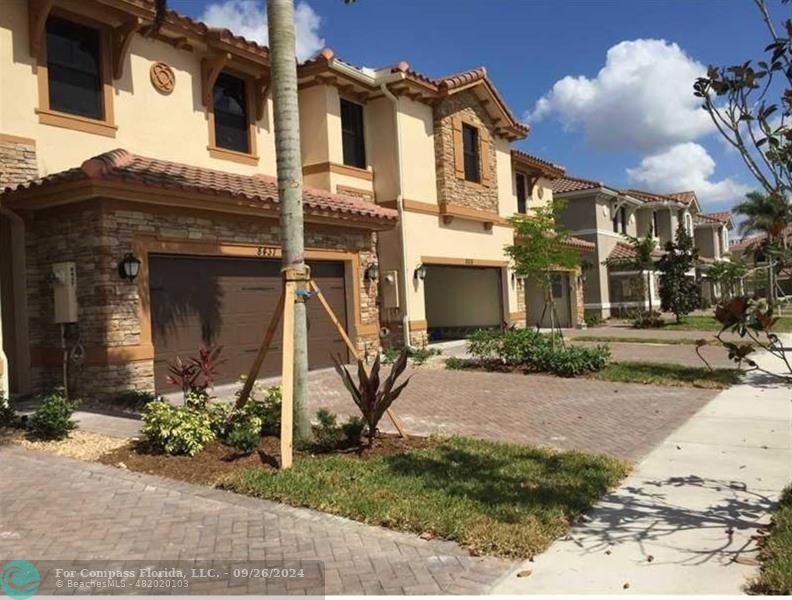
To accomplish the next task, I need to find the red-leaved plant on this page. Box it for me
[166,345,225,401]
[332,348,411,445]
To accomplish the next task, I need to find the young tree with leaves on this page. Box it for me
[658,222,701,322]
[607,230,659,314]
[506,201,580,342]
[707,259,748,300]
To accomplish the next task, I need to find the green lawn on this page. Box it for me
[663,315,792,332]
[751,485,792,594]
[224,436,628,559]
[574,336,717,346]
[596,361,741,389]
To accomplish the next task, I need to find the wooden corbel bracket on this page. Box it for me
[112,17,144,79]
[28,0,53,59]
[201,52,232,107]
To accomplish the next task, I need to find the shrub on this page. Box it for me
[467,328,503,362]
[341,416,366,446]
[332,348,411,445]
[381,347,400,365]
[500,328,553,365]
[206,401,233,437]
[409,346,440,365]
[242,385,282,436]
[584,312,605,328]
[314,409,342,450]
[29,388,76,440]
[226,416,262,455]
[110,389,158,412]
[166,345,226,400]
[444,357,466,370]
[0,395,18,428]
[141,400,214,456]
[537,345,611,377]
[632,310,665,329]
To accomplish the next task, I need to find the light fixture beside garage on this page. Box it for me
[364,263,379,282]
[413,264,427,281]
[118,253,141,281]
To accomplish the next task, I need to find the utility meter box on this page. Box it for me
[381,270,400,309]
[52,261,78,323]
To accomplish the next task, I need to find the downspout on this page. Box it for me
[381,82,411,348]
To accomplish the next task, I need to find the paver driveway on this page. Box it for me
[0,445,512,595]
[307,369,719,461]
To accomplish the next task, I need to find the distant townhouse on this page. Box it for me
[552,179,733,317]
[730,224,792,299]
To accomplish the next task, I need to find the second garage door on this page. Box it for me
[150,255,349,391]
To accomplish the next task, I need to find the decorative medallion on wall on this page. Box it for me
[150,62,175,94]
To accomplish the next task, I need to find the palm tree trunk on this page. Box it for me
[268,0,311,443]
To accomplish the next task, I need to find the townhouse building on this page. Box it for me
[552,179,732,317]
[0,0,399,397]
[0,0,583,398]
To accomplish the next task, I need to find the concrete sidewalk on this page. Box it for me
[492,336,792,595]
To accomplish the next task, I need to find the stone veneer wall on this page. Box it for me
[0,136,38,188]
[433,90,499,213]
[26,200,381,397]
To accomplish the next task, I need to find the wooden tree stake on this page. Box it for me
[279,278,297,469]
[308,280,407,438]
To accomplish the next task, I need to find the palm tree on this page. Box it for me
[734,191,791,243]
[267,0,312,444]
[734,191,792,305]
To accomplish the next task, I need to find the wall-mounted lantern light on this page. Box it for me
[413,264,427,281]
[364,263,379,282]
[118,253,141,281]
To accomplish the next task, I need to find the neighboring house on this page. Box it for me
[0,0,397,397]
[552,178,697,318]
[730,224,792,299]
[692,209,736,303]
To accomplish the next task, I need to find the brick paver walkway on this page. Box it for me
[0,446,512,595]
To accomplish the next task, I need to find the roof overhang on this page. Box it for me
[2,178,396,231]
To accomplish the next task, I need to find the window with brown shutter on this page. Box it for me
[462,124,480,182]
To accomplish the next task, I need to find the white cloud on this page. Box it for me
[528,39,714,153]
[627,143,751,205]
[201,0,324,62]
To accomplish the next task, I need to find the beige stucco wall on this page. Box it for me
[367,96,398,202]
[299,85,331,167]
[696,226,720,260]
[495,137,514,217]
[399,97,437,203]
[0,1,280,177]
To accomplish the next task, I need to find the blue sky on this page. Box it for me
[171,0,784,212]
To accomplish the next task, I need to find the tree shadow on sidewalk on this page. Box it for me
[570,474,775,566]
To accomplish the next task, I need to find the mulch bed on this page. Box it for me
[98,433,435,487]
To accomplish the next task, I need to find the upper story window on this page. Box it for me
[612,206,627,234]
[213,72,250,153]
[340,99,366,168]
[516,173,527,214]
[462,124,480,182]
[46,17,103,120]
[652,211,659,238]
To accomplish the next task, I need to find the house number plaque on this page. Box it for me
[257,246,281,258]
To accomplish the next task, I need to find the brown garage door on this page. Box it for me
[150,255,349,392]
